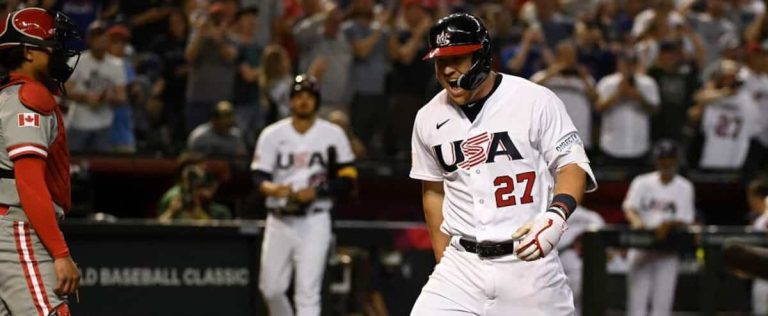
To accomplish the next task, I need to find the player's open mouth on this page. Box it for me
[448,78,460,89]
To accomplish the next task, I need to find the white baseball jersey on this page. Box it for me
[699,91,760,169]
[530,71,595,149]
[410,74,597,243]
[622,171,695,229]
[742,72,768,146]
[251,118,355,212]
[596,73,660,158]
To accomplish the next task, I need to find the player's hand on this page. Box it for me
[511,212,567,261]
[273,185,292,198]
[54,256,80,296]
[294,187,317,203]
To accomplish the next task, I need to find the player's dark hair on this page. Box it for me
[0,46,27,72]
[750,174,768,198]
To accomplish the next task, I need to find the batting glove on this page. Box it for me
[511,211,568,261]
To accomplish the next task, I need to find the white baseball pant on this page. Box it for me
[259,211,332,316]
[626,250,679,316]
[411,237,574,316]
[754,279,768,315]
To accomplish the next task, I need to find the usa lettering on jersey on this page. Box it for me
[276,151,327,169]
[432,131,523,172]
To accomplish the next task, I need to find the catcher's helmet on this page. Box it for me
[290,74,321,107]
[422,13,491,90]
[0,8,81,83]
[652,139,680,159]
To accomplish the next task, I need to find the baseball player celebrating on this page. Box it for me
[623,140,696,316]
[0,8,81,315]
[410,13,597,315]
[252,74,357,316]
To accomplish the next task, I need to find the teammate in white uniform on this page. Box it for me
[410,13,597,315]
[557,206,605,315]
[623,140,696,316]
[252,74,357,316]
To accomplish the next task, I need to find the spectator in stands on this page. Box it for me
[232,6,264,149]
[149,9,190,147]
[105,24,137,153]
[686,0,738,67]
[158,153,232,221]
[574,21,615,81]
[529,0,576,48]
[634,12,705,71]
[185,2,239,132]
[260,44,293,123]
[631,0,685,40]
[595,51,660,165]
[593,0,634,45]
[65,21,128,153]
[647,39,700,142]
[343,0,392,158]
[117,0,175,51]
[688,59,760,171]
[242,0,283,47]
[187,101,248,157]
[386,0,433,158]
[501,21,551,78]
[294,6,353,115]
[532,40,598,151]
[493,0,528,65]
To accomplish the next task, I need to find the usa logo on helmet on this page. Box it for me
[436,30,450,47]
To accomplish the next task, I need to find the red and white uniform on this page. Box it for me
[410,74,596,315]
[0,73,72,315]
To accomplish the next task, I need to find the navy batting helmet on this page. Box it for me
[290,74,320,102]
[652,139,680,160]
[422,13,491,90]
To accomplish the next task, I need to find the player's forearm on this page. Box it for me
[553,164,587,205]
[422,182,449,262]
[14,157,70,259]
[624,208,644,229]
[259,181,284,197]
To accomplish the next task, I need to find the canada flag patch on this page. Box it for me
[17,113,40,128]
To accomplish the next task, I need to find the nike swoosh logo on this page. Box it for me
[436,119,450,129]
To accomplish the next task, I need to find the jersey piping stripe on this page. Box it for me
[15,222,50,316]
[23,222,52,311]
[8,145,48,159]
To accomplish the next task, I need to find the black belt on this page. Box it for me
[0,169,13,179]
[268,207,324,217]
[459,239,517,259]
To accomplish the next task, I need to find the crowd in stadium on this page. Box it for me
[0,0,765,179]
